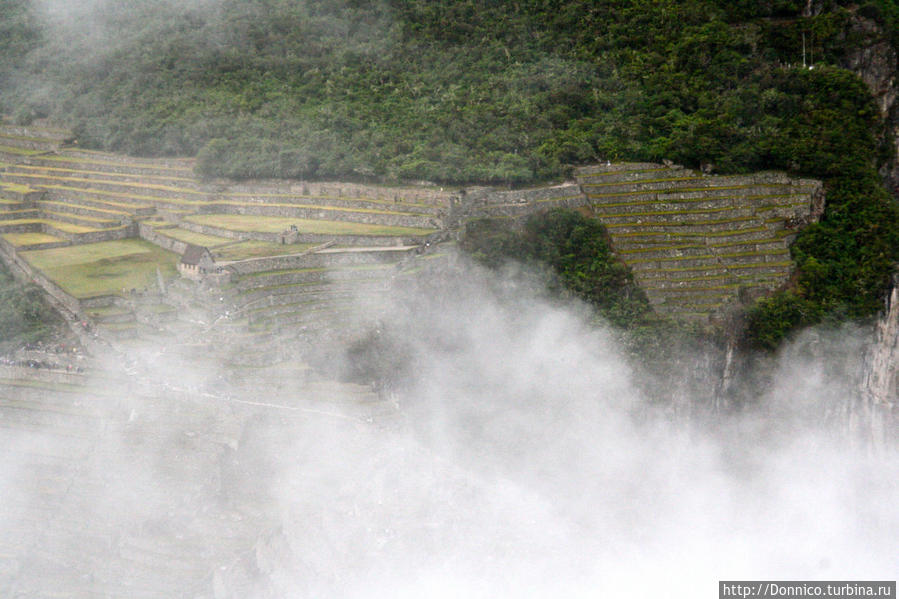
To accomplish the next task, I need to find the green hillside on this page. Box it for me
[1,0,898,344]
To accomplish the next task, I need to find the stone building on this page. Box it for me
[178,244,215,280]
[280,224,300,244]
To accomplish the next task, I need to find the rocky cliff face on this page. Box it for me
[844,12,899,198]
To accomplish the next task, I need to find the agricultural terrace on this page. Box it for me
[21,239,178,298]
[183,214,436,237]
[2,232,65,246]
[211,240,317,261]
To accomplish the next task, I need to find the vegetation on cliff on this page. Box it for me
[0,262,63,351]
[461,210,650,328]
[1,0,898,343]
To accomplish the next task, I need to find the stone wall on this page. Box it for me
[460,182,587,223]
[225,247,415,276]
[176,219,422,247]
[222,180,454,206]
[0,236,82,315]
[198,201,439,229]
[46,223,135,244]
[138,222,190,255]
[0,222,43,234]
[0,364,86,385]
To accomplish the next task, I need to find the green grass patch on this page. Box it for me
[640,261,792,274]
[212,240,317,261]
[0,144,43,156]
[2,232,65,246]
[43,220,107,233]
[619,244,705,254]
[534,195,583,204]
[40,154,192,172]
[184,214,435,236]
[0,218,98,233]
[38,184,201,206]
[0,378,86,393]
[583,176,705,188]
[600,205,748,218]
[606,216,756,228]
[8,171,208,196]
[588,183,795,199]
[647,283,745,292]
[242,266,327,278]
[0,132,57,144]
[614,226,770,239]
[212,199,430,217]
[577,168,669,178]
[141,303,177,314]
[21,239,178,298]
[11,163,197,184]
[85,305,132,317]
[1,182,36,193]
[223,191,434,209]
[43,210,118,224]
[628,254,716,264]
[591,194,802,210]
[236,280,322,296]
[38,200,129,216]
[157,227,231,247]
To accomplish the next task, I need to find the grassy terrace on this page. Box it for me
[587,184,807,198]
[34,184,204,207]
[223,191,435,209]
[591,193,805,209]
[40,186,155,211]
[1,182,36,194]
[606,216,757,228]
[212,240,317,261]
[0,378,87,394]
[235,280,323,296]
[184,214,435,236]
[39,153,193,172]
[240,262,392,280]
[210,199,432,217]
[42,210,118,225]
[614,226,772,239]
[532,194,583,204]
[6,172,209,196]
[577,168,669,178]
[598,205,754,218]
[582,176,704,188]
[639,261,793,274]
[0,132,60,143]
[30,180,430,219]
[0,218,99,233]
[39,200,129,217]
[9,164,199,184]
[153,226,231,247]
[627,248,788,265]
[22,239,178,298]
[2,232,66,246]
[0,144,42,156]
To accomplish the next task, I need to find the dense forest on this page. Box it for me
[1,0,898,345]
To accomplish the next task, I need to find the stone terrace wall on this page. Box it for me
[461,183,587,222]
[137,222,190,255]
[0,236,82,315]
[197,201,438,229]
[0,364,86,385]
[222,179,455,206]
[176,219,421,247]
[225,247,416,276]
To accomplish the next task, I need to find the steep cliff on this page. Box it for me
[844,10,899,198]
